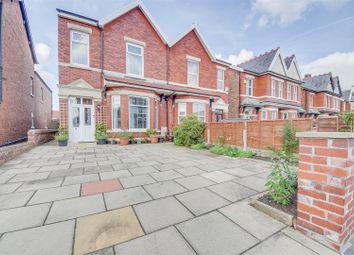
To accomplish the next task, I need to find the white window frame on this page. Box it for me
[271,79,276,97]
[217,68,224,91]
[187,59,199,87]
[30,77,34,97]
[128,96,149,131]
[192,103,205,122]
[178,103,187,124]
[261,111,267,120]
[126,42,144,78]
[310,94,314,107]
[287,83,291,100]
[70,30,89,67]
[245,77,253,96]
[293,85,298,101]
[278,81,283,98]
[111,96,121,130]
[271,111,277,120]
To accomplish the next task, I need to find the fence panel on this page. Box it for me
[317,117,346,132]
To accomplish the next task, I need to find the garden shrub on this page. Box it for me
[174,115,205,146]
[210,145,254,158]
[95,122,109,140]
[283,121,299,155]
[190,143,206,150]
[55,126,68,141]
[338,111,354,132]
[266,151,297,205]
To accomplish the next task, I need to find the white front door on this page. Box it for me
[69,97,95,142]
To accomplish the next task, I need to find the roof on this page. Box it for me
[342,89,351,101]
[284,55,295,69]
[34,71,52,93]
[19,0,38,64]
[238,47,279,74]
[303,73,342,96]
[56,8,99,25]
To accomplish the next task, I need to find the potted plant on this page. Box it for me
[147,128,159,144]
[95,122,109,145]
[55,126,68,146]
[117,130,131,145]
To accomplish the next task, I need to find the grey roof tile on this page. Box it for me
[284,55,295,69]
[303,73,342,96]
[238,48,279,74]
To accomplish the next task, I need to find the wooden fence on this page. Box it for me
[206,119,313,150]
[317,117,346,132]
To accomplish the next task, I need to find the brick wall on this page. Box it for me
[296,132,354,252]
[33,72,52,129]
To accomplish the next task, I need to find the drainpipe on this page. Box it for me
[0,2,3,103]
[99,24,104,123]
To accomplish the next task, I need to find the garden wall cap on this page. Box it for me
[296,132,354,139]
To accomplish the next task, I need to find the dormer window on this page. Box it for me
[126,43,144,77]
[70,31,89,66]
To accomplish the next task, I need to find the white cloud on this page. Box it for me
[301,52,354,90]
[216,49,254,66]
[249,0,350,27]
[35,42,51,65]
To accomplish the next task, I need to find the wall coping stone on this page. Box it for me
[28,129,57,134]
[296,131,354,139]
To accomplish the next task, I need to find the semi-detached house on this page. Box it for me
[57,2,241,142]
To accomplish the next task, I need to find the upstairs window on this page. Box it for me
[217,69,224,91]
[287,84,291,100]
[112,96,121,129]
[187,59,199,87]
[271,111,277,120]
[30,77,34,96]
[271,79,276,97]
[71,31,89,66]
[126,43,143,77]
[245,77,253,96]
[293,85,298,101]
[41,87,44,102]
[192,103,205,122]
[261,111,267,120]
[310,94,314,107]
[278,81,283,98]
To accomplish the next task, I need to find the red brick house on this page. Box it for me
[57,2,240,142]
[237,48,304,120]
[0,0,52,146]
[302,73,342,117]
[341,86,354,112]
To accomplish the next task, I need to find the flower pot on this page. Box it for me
[120,137,129,145]
[110,139,117,145]
[150,136,159,144]
[158,137,164,143]
[97,139,107,145]
[136,139,142,144]
[58,140,68,146]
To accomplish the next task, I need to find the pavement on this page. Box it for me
[0,142,340,255]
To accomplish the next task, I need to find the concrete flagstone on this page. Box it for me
[87,247,115,255]
[99,170,131,180]
[9,172,50,183]
[115,227,196,255]
[49,168,84,178]
[143,180,187,199]
[17,177,63,192]
[0,174,14,184]
[81,179,122,196]
[176,188,230,216]
[201,171,236,183]
[74,207,144,255]
[38,164,71,172]
[0,220,75,255]
[129,166,158,176]
[0,191,34,210]
[177,211,259,255]
[63,174,99,186]
[222,167,256,177]
[134,197,193,233]
[196,163,227,172]
[0,203,50,233]
[176,175,215,190]
[175,166,206,176]
[119,174,156,188]
[28,184,80,205]
[153,163,180,171]
[104,186,152,210]
[0,182,21,194]
[208,181,257,202]
[233,176,267,192]
[150,170,183,181]
[112,162,138,170]
[3,166,39,175]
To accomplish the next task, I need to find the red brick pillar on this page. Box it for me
[296,132,354,252]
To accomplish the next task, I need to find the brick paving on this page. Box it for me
[0,142,340,255]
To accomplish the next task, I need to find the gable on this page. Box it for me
[287,61,301,81]
[270,55,287,76]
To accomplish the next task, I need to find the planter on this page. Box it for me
[158,137,164,143]
[97,139,107,145]
[58,140,68,146]
[136,138,142,144]
[119,137,129,145]
[150,136,159,144]
[110,139,117,145]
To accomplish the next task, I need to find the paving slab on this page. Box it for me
[208,181,257,202]
[244,232,317,255]
[17,177,63,192]
[115,227,196,255]
[196,163,227,172]
[74,207,144,255]
[81,179,122,196]
[49,168,84,178]
[129,166,158,176]
[87,247,115,255]
[63,174,99,186]
[219,201,285,240]
[104,187,152,210]
[234,176,267,192]
[223,167,255,177]
[0,220,75,255]
[112,162,138,170]
[46,194,106,224]
[99,170,131,180]
[201,171,235,183]
[0,182,22,194]
[150,170,183,181]
[177,211,258,255]
[9,172,50,183]
[136,160,160,167]
[134,197,193,233]
[176,188,230,216]
[3,167,39,175]
[120,174,156,188]
[176,175,215,190]
[0,174,14,184]
[38,164,71,172]
[0,191,33,210]
[175,166,206,176]
[28,184,80,205]
[143,181,187,199]
[154,163,180,171]
[0,203,50,233]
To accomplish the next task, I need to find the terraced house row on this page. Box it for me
[57,1,346,142]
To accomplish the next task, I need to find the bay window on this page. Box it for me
[192,103,205,122]
[271,79,276,97]
[129,96,149,129]
[217,68,224,91]
[126,43,144,77]
[178,103,187,123]
[71,31,89,66]
[112,96,121,129]
[187,59,199,87]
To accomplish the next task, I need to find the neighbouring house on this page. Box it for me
[302,73,342,118]
[237,47,304,120]
[0,0,52,146]
[341,86,354,112]
[57,1,240,142]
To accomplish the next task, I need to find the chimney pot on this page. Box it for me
[304,74,311,78]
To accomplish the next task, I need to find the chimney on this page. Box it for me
[304,74,311,79]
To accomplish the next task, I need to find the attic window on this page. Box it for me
[126,43,144,77]
[187,59,199,87]
[70,31,89,66]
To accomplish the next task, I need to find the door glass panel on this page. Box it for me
[84,107,91,126]
[72,107,80,127]
[76,98,81,104]
[83,98,92,105]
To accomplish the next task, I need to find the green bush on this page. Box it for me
[55,126,68,142]
[266,151,297,205]
[190,143,206,150]
[147,128,157,137]
[116,130,132,138]
[95,122,109,140]
[174,116,205,146]
[283,121,299,155]
[338,111,354,132]
[209,145,254,158]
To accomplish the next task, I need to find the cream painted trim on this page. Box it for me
[124,36,146,47]
[106,90,159,100]
[58,13,97,26]
[169,81,228,94]
[261,108,279,111]
[67,23,92,34]
[59,62,101,72]
[271,76,284,82]
[175,98,209,104]
[216,66,226,71]
[103,70,166,85]
[245,74,255,79]
[280,110,298,113]
[58,86,102,100]
[186,55,201,62]
[240,94,300,103]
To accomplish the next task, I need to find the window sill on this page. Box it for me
[124,74,145,80]
[69,63,91,70]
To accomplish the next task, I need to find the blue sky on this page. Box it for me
[26,0,354,110]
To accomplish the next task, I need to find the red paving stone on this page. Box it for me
[81,179,123,196]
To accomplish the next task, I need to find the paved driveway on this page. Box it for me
[0,142,338,255]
